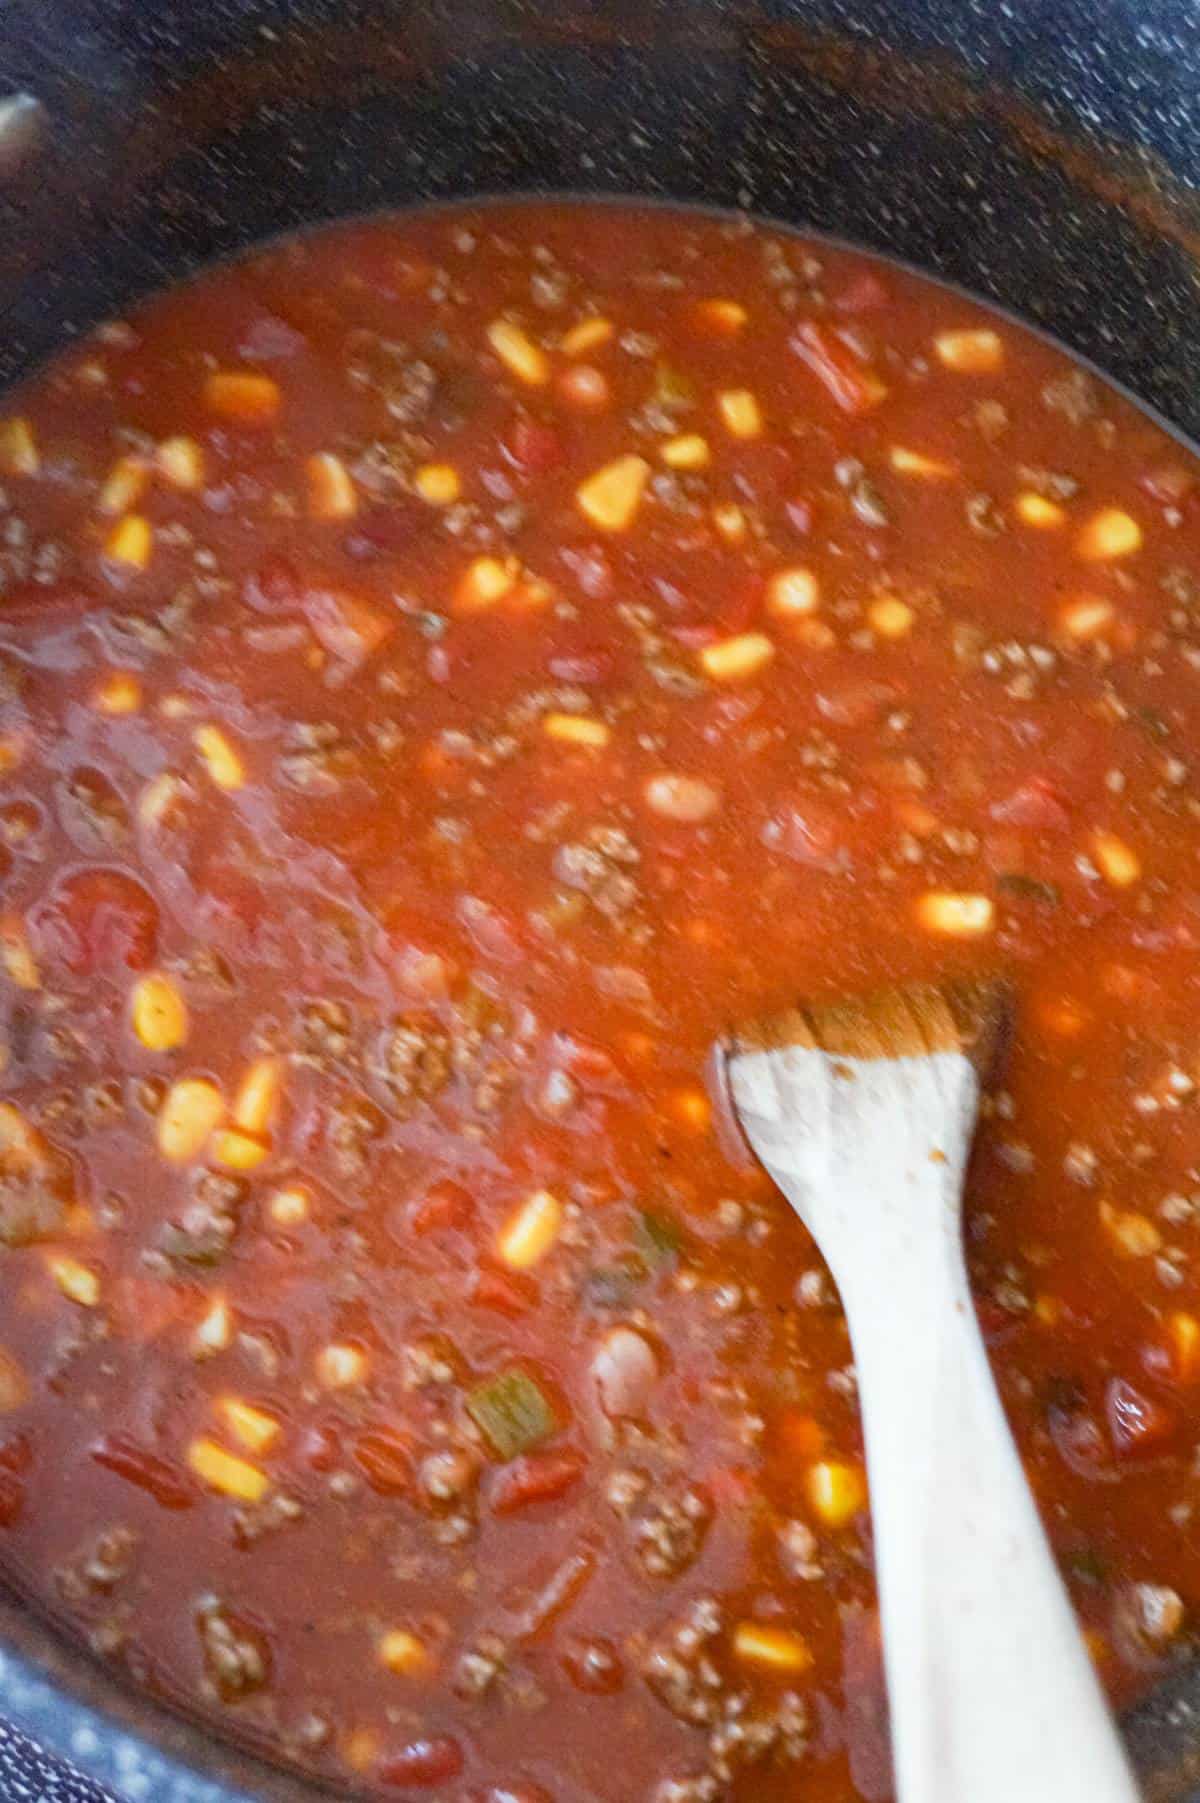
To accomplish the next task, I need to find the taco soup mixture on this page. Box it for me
[0,203,1199,1800]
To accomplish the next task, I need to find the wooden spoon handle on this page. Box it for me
[839,1201,1140,1803]
[731,1038,1141,1803]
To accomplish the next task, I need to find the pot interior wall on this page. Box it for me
[1,2,1200,1800]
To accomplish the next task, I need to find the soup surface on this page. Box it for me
[0,202,1199,1801]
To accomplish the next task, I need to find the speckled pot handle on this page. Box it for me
[0,1716,119,1801]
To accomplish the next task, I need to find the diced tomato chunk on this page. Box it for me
[1139,461,1195,507]
[504,416,565,473]
[791,321,886,415]
[352,1427,412,1495]
[244,555,302,611]
[706,1464,757,1507]
[546,645,616,685]
[411,1179,473,1235]
[377,1737,465,1787]
[457,895,526,964]
[1047,1402,1111,1479]
[238,314,305,361]
[91,1434,196,1510]
[816,678,905,728]
[1106,1379,1177,1459]
[489,1450,583,1515]
[989,777,1072,834]
[300,584,392,669]
[832,270,891,314]
[715,575,764,636]
[761,798,849,871]
[34,868,160,976]
[472,1267,536,1318]
[297,1423,341,1474]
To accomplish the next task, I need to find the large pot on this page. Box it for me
[1,2,1200,1799]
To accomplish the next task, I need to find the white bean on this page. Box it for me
[591,1326,659,1418]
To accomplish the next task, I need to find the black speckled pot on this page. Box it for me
[1,2,1200,1799]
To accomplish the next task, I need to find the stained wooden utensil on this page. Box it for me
[723,977,1141,1803]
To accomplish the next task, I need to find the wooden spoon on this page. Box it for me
[723,977,1140,1803]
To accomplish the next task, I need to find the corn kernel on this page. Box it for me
[717,389,763,440]
[131,971,189,1052]
[576,455,650,531]
[1033,1294,1062,1328]
[0,915,39,990]
[543,713,611,750]
[98,455,149,516]
[192,1295,233,1358]
[766,567,820,618]
[317,1343,369,1389]
[0,1346,29,1413]
[194,724,245,792]
[343,1729,380,1774]
[1036,994,1092,1039]
[915,891,995,938]
[888,446,955,479]
[698,631,775,683]
[497,1188,563,1269]
[1058,596,1115,641]
[187,1436,269,1503]
[217,1397,281,1456]
[487,319,550,387]
[807,1459,866,1527]
[138,771,184,830]
[933,327,1004,373]
[268,1184,310,1227]
[0,417,39,476]
[210,1127,270,1172]
[414,462,461,506]
[156,435,205,491]
[694,298,748,334]
[1015,491,1066,529]
[46,1255,101,1308]
[670,1087,712,1131]
[306,451,358,520]
[711,502,747,543]
[660,433,710,470]
[868,597,915,639]
[1100,1202,1162,1258]
[561,317,614,357]
[105,515,152,569]
[205,370,282,424]
[456,554,519,612]
[732,1623,814,1673]
[91,670,142,715]
[233,1056,283,1135]
[157,1077,224,1163]
[378,1629,432,1676]
[1169,1312,1200,1381]
[1076,507,1142,561]
[0,1105,39,1170]
[1091,831,1141,888]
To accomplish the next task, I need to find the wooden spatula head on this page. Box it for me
[726,973,1012,1080]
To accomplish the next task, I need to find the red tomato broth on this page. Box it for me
[0,201,1197,1799]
